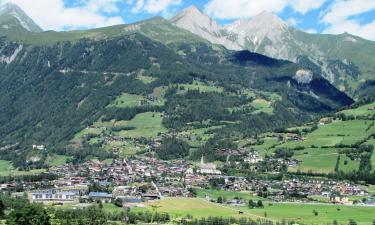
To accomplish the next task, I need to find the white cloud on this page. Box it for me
[204,0,326,19]
[286,17,298,26]
[3,0,124,31]
[324,20,375,40]
[321,0,375,40]
[128,0,181,16]
[289,0,326,14]
[304,28,317,34]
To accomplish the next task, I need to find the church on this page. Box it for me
[197,155,221,175]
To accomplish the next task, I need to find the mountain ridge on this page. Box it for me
[170,6,375,98]
[0,2,42,32]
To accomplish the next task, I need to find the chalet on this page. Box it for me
[368,106,375,111]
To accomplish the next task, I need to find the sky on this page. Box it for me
[1,0,375,40]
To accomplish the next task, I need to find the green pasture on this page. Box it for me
[46,155,71,166]
[281,120,372,148]
[0,160,46,176]
[177,81,223,93]
[116,112,167,138]
[145,198,241,218]
[340,102,375,116]
[237,202,375,225]
[195,188,262,201]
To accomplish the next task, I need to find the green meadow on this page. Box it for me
[46,154,72,166]
[145,198,241,218]
[0,160,46,176]
[140,198,375,225]
[340,102,375,116]
[280,120,372,149]
[237,202,375,225]
[116,112,167,138]
[195,189,265,202]
[177,81,224,93]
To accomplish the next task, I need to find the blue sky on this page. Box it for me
[3,0,375,40]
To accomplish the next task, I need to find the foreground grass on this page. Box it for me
[145,198,242,218]
[236,202,375,225]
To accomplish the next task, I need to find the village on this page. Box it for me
[0,154,373,209]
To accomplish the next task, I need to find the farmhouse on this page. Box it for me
[319,117,332,125]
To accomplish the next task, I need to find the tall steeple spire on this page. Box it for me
[201,154,204,165]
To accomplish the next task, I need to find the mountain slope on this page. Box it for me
[0,3,42,33]
[0,5,353,167]
[171,7,375,98]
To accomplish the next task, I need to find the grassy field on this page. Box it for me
[140,198,375,224]
[145,198,242,218]
[236,203,375,225]
[136,71,157,84]
[340,102,375,116]
[288,147,360,173]
[116,112,167,138]
[0,160,46,176]
[195,188,263,201]
[280,120,372,148]
[177,81,223,93]
[46,155,71,166]
[110,93,164,108]
[251,99,273,115]
[289,148,339,173]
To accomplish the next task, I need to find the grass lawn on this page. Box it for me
[236,202,375,225]
[145,198,242,219]
[46,155,71,166]
[116,112,167,138]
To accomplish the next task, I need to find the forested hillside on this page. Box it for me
[0,17,353,168]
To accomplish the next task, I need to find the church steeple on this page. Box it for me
[201,154,204,165]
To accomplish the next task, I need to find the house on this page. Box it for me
[29,189,78,204]
[89,192,113,203]
[32,144,45,150]
[368,106,375,111]
[319,117,332,125]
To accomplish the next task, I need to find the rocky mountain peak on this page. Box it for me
[171,5,241,50]
[0,2,42,32]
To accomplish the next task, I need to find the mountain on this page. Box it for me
[0,2,42,33]
[171,6,241,50]
[0,4,353,167]
[171,7,375,98]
